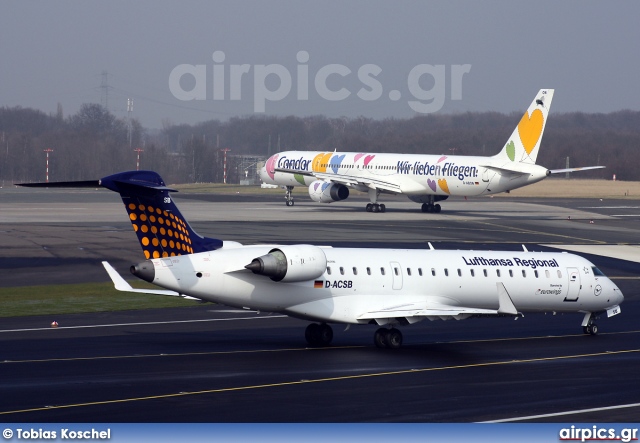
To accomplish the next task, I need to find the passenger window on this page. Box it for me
[483,269,487,277]
[407,268,412,276]
[457,269,462,277]
[496,270,501,277]
[557,270,562,278]
[545,270,550,278]
[431,268,436,276]
[381,267,385,276]
[444,269,449,276]
[418,268,423,276]
[509,270,513,277]
[353,267,358,275]
[394,267,399,276]
[366,267,371,275]
[327,267,332,275]
[534,270,539,278]
[470,269,475,277]
[340,267,344,275]
[522,270,526,277]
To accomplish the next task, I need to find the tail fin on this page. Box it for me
[494,89,554,164]
[99,171,222,258]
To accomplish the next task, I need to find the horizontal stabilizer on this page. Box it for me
[549,166,605,174]
[102,261,199,299]
[16,180,100,188]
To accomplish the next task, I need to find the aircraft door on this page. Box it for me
[390,262,403,290]
[565,267,581,301]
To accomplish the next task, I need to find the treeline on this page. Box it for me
[1,104,639,184]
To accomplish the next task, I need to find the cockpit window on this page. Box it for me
[592,266,605,276]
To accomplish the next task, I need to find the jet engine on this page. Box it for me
[308,180,349,203]
[245,245,327,282]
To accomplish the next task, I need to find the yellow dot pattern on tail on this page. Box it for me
[126,202,194,259]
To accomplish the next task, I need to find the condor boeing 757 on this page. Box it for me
[19,171,622,348]
[260,89,604,212]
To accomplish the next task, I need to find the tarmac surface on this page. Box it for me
[1,187,639,422]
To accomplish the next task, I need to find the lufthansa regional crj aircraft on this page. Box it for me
[19,170,623,348]
[260,89,604,212]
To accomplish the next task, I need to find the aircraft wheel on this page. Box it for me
[286,200,294,207]
[366,203,373,212]
[434,204,441,213]
[386,328,403,349]
[589,324,599,335]
[372,204,380,213]
[305,323,320,346]
[380,204,386,213]
[421,203,428,213]
[374,328,388,348]
[318,323,333,346]
[583,325,591,335]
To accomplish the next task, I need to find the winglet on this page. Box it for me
[497,283,519,315]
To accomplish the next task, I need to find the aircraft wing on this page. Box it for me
[358,284,519,323]
[102,261,200,300]
[275,168,402,193]
[358,302,500,323]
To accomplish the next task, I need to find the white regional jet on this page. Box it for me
[19,171,623,348]
[260,89,604,213]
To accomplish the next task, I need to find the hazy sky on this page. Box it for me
[2,1,639,128]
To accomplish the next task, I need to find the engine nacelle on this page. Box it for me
[308,180,349,203]
[245,245,327,282]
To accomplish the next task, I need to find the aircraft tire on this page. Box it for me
[374,328,388,348]
[421,203,428,213]
[380,204,386,213]
[366,203,373,212]
[305,323,320,346]
[318,323,333,346]
[434,204,441,213]
[386,328,403,349]
[583,325,591,335]
[372,204,380,213]
[590,324,599,335]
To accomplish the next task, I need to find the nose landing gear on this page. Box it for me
[582,312,599,335]
[284,186,294,206]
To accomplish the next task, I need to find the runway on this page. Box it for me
[1,188,639,422]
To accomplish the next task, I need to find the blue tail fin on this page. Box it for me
[99,171,222,258]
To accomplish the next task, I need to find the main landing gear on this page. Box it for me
[421,203,441,213]
[366,203,386,213]
[374,327,403,349]
[284,186,294,206]
[582,312,599,336]
[365,188,385,213]
[305,323,333,347]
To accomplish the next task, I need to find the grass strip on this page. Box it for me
[0,282,199,318]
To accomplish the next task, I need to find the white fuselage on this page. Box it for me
[145,246,623,325]
[260,151,550,199]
